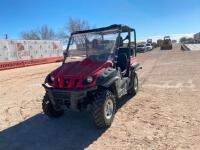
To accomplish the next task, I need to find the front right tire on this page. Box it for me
[128,72,139,96]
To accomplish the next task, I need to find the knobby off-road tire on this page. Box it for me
[42,93,64,118]
[91,90,116,128]
[128,72,139,96]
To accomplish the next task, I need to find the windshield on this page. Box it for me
[66,32,119,62]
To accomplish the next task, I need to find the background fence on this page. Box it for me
[0,40,63,62]
[0,40,64,70]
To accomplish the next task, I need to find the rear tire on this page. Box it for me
[91,90,116,128]
[128,72,138,96]
[42,93,64,118]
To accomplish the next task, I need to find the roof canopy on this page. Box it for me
[72,24,135,35]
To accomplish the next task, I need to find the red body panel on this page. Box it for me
[48,56,137,89]
[130,56,137,65]
[50,58,113,89]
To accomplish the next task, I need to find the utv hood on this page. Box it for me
[53,58,112,76]
[49,58,113,88]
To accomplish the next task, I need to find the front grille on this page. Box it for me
[56,99,70,106]
[63,78,80,88]
[74,79,79,87]
[53,91,70,99]
[52,91,71,106]
[64,79,70,87]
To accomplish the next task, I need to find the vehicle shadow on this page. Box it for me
[0,95,132,150]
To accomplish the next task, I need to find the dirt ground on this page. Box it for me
[0,45,200,150]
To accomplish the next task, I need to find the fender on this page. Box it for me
[96,67,118,88]
[102,76,120,87]
[130,63,142,71]
[128,63,141,91]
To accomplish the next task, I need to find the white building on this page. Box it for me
[194,32,200,43]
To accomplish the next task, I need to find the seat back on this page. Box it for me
[116,36,123,48]
[118,48,130,58]
[116,53,127,72]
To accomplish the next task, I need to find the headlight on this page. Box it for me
[50,76,55,82]
[86,76,93,83]
[83,76,94,85]
[45,75,54,84]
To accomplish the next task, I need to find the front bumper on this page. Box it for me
[42,83,97,110]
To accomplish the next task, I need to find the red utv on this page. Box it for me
[42,24,141,128]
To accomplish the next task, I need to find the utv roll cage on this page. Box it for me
[72,24,135,34]
[63,24,137,62]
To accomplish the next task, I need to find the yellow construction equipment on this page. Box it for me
[160,36,173,50]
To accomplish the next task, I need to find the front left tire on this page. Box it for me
[91,90,116,128]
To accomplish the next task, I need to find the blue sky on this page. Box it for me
[0,0,199,41]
